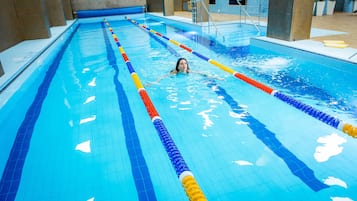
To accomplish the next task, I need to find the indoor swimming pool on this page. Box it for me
[0,13,357,201]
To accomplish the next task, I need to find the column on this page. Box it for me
[0,0,22,51]
[62,0,74,20]
[163,0,174,16]
[15,0,51,40]
[196,0,209,22]
[147,0,163,12]
[174,0,183,11]
[45,0,66,26]
[267,0,314,41]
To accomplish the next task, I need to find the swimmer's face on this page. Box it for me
[177,59,188,72]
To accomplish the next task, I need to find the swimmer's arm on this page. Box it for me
[190,70,225,80]
[145,73,173,87]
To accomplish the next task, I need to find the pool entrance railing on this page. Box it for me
[125,16,357,139]
[192,0,224,40]
[104,19,207,201]
[235,0,262,33]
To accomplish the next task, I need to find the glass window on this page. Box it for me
[209,0,216,4]
[229,0,246,5]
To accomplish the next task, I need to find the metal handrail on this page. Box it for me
[236,0,261,33]
[193,0,224,40]
[349,52,357,60]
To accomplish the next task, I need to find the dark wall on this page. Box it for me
[15,0,51,40]
[0,61,4,78]
[45,0,66,26]
[147,0,184,12]
[147,0,162,12]
[63,0,74,20]
[0,0,74,52]
[0,0,23,52]
[174,0,183,11]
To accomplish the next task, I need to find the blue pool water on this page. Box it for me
[1,14,357,201]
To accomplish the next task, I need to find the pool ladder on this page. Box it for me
[236,0,261,33]
[193,0,262,40]
[192,0,224,40]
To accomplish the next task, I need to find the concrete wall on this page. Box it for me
[196,0,209,22]
[71,0,146,11]
[45,0,66,26]
[290,0,314,40]
[174,0,183,11]
[191,0,209,22]
[62,0,74,20]
[163,0,174,16]
[267,0,314,41]
[0,61,4,78]
[148,0,183,13]
[0,0,52,52]
[0,0,73,52]
[147,0,162,12]
[15,0,51,40]
[0,0,23,52]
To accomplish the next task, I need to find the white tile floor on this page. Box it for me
[256,36,357,63]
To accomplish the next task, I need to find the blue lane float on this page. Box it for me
[138,22,328,191]
[273,92,341,128]
[206,79,329,192]
[101,22,157,201]
[76,6,144,18]
[104,19,207,201]
[125,16,357,139]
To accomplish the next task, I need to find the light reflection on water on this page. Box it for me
[231,54,357,121]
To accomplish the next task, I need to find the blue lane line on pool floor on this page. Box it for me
[0,26,78,201]
[101,22,157,201]
[206,79,329,192]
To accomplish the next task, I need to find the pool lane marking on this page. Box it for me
[125,16,357,139]
[0,26,78,200]
[104,19,207,201]
[206,79,329,191]
[101,22,157,201]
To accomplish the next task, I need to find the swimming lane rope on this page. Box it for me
[103,19,207,201]
[125,16,357,138]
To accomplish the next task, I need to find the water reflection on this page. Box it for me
[88,77,96,86]
[314,133,346,162]
[330,197,353,201]
[84,96,96,104]
[75,140,91,153]
[323,176,347,188]
[197,108,215,130]
[79,115,96,124]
